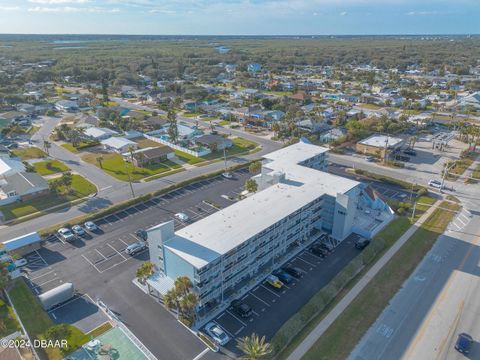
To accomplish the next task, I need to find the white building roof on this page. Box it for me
[358,134,404,148]
[164,142,358,269]
[100,137,136,150]
[84,127,118,139]
[0,157,26,176]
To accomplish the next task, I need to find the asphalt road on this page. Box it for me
[22,170,252,360]
[348,187,480,360]
[0,113,281,240]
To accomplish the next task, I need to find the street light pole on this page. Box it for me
[125,162,135,198]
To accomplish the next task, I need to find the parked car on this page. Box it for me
[135,229,148,240]
[355,238,371,250]
[205,322,230,346]
[403,149,417,156]
[126,242,147,256]
[273,269,294,284]
[72,225,85,236]
[84,221,98,231]
[231,299,252,318]
[282,266,303,279]
[266,274,283,289]
[174,213,189,222]
[57,228,75,241]
[318,243,332,252]
[428,179,443,189]
[222,172,233,179]
[14,258,28,268]
[310,245,327,257]
[455,333,473,354]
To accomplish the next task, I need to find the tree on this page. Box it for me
[61,172,73,191]
[49,179,61,194]
[245,179,258,193]
[136,261,154,285]
[164,288,181,318]
[167,109,179,144]
[180,292,198,321]
[236,333,272,360]
[128,145,136,164]
[96,155,104,169]
[175,276,193,297]
[249,161,261,174]
[271,122,281,137]
[43,140,51,155]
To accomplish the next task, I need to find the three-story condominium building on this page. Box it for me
[146,141,394,321]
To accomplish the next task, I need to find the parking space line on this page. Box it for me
[107,243,128,260]
[297,256,316,268]
[34,250,49,266]
[30,270,54,281]
[249,292,271,307]
[95,249,108,261]
[81,254,101,273]
[226,310,247,327]
[37,276,61,287]
[213,321,234,339]
[234,326,245,336]
[120,238,130,247]
[260,284,281,298]
[192,348,210,360]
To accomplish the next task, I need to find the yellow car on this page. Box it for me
[266,275,284,289]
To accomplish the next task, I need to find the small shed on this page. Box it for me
[2,232,41,256]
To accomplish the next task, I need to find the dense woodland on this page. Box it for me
[1,35,480,96]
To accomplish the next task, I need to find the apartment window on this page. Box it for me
[338,210,347,216]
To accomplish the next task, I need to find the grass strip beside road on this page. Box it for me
[0,298,21,338]
[11,147,47,160]
[33,160,70,175]
[0,175,96,221]
[301,201,459,360]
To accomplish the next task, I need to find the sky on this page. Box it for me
[0,0,478,35]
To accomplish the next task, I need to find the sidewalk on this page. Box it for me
[287,200,442,360]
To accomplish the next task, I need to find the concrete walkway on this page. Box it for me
[287,200,443,360]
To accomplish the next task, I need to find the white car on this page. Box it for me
[428,179,443,189]
[72,225,85,236]
[57,228,75,241]
[84,221,98,231]
[222,172,233,179]
[205,322,230,346]
[174,213,189,222]
[14,258,28,268]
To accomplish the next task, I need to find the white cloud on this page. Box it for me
[28,0,91,4]
[340,11,348,16]
[0,6,20,11]
[28,6,119,13]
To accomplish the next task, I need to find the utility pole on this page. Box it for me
[383,136,389,165]
[223,147,227,172]
[125,162,135,198]
[409,181,416,203]
[411,201,417,222]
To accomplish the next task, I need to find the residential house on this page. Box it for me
[0,171,49,206]
[319,128,347,143]
[295,119,327,134]
[124,146,174,167]
[84,127,119,141]
[55,100,78,112]
[194,134,233,151]
[101,137,137,153]
[247,63,262,73]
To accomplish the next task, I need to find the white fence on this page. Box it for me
[144,134,211,158]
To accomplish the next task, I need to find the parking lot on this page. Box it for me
[18,169,252,360]
[205,234,362,354]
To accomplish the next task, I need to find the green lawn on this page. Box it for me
[175,137,259,165]
[0,175,96,220]
[302,201,459,360]
[447,154,476,179]
[8,278,107,360]
[61,141,98,153]
[82,153,173,181]
[33,160,70,175]
[11,147,47,160]
[0,298,21,338]
[61,143,80,153]
[471,164,480,179]
[9,278,53,338]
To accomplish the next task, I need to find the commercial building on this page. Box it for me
[356,134,404,158]
[146,141,394,321]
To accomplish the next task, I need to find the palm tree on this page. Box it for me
[96,155,104,169]
[271,122,281,137]
[180,292,198,321]
[249,161,261,174]
[164,289,180,317]
[128,145,136,164]
[175,276,193,297]
[136,261,154,285]
[167,109,179,144]
[236,333,272,360]
[245,179,258,193]
[43,140,51,155]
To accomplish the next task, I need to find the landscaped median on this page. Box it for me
[38,160,254,237]
[273,200,459,360]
